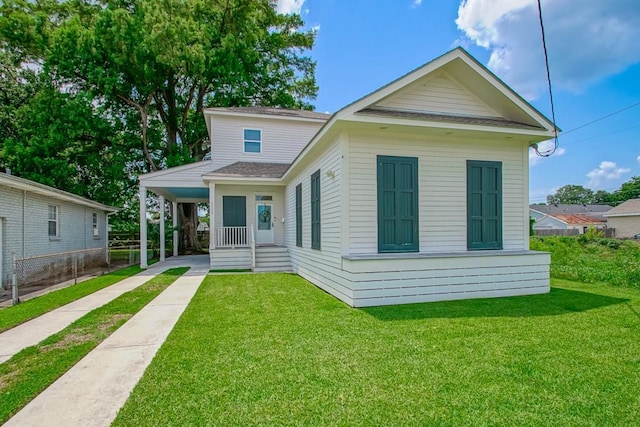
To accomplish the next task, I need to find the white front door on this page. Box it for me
[255,203,274,245]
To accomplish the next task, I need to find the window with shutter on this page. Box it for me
[467,160,502,250]
[377,155,419,253]
[310,170,321,249]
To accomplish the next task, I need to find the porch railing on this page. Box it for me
[214,226,249,248]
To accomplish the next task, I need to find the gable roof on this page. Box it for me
[604,199,640,217]
[284,46,559,180]
[204,107,330,121]
[0,172,117,212]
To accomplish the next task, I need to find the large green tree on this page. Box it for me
[547,185,596,205]
[1,0,318,253]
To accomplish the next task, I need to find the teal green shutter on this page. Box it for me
[311,170,321,249]
[377,155,419,253]
[467,160,502,250]
[295,183,303,247]
[222,196,246,227]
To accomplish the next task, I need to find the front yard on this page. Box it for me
[114,273,640,426]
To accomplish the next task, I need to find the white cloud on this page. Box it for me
[637,155,640,164]
[277,0,305,15]
[311,24,321,33]
[456,0,640,99]
[529,140,565,166]
[412,0,424,7]
[586,161,631,188]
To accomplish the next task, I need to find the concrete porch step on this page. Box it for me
[254,246,292,272]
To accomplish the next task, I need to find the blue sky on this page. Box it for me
[277,0,640,203]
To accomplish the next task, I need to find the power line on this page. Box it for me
[560,123,640,146]
[560,101,640,136]
[534,0,559,157]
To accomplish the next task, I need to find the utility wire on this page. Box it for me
[534,0,559,157]
[560,102,640,136]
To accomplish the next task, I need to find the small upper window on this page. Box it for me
[48,205,59,237]
[92,212,99,237]
[244,129,261,153]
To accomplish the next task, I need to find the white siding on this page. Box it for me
[212,185,285,246]
[0,185,108,288]
[347,130,528,254]
[283,139,351,304]
[533,216,567,230]
[343,252,550,307]
[376,72,500,117]
[140,161,215,188]
[210,115,323,170]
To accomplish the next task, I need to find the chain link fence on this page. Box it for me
[1,245,152,305]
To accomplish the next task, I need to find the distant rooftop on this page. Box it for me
[605,199,640,216]
[549,214,606,225]
[530,204,612,214]
[205,107,331,121]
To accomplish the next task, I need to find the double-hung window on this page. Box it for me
[377,155,419,253]
[243,129,261,153]
[48,205,59,237]
[467,160,502,250]
[92,213,99,237]
[310,170,321,249]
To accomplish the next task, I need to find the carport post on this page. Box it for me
[159,195,165,262]
[172,201,178,257]
[139,185,148,268]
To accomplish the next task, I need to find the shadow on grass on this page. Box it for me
[361,287,629,321]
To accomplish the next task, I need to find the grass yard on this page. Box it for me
[114,273,640,426]
[0,265,143,333]
[0,267,189,424]
[531,235,640,288]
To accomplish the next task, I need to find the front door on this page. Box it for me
[256,203,274,245]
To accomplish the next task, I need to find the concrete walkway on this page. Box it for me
[4,255,210,427]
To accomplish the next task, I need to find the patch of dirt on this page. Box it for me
[0,369,21,391]
[96,314,131,332]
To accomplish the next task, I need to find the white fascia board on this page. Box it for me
[201,176,286,186]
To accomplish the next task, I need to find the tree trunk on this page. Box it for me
[178,203,202,254]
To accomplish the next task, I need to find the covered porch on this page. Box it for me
[138,161,290,270]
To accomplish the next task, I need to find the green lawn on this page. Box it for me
[114,273,640,426]
[0,267,189,424]
[0,265,143,333]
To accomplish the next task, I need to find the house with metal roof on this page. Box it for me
[603,199,640,238]
[138,47,558,307]
[0,172,117,289]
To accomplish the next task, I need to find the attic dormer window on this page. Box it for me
[243,129,262,153]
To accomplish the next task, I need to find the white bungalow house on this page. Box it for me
[603,199,640,238]
[139,47,557,307]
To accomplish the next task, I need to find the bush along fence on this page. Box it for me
[4,245,153,306]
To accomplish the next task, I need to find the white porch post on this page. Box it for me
[209,182,215,250]
[172,201,178,257]
[139,185,148,268]
[159,195,165,262]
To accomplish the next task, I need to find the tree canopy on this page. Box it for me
[547,185,596,205]
[546,177,640,206]
[0,0,318,237]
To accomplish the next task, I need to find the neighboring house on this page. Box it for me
[139,47,558,307]
[530,204,611,222]
[603,199,640,238]
[533,213,607,233]
[0,172,117,288]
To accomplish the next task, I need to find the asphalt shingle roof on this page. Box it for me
[530,204,612,214]
[357,108,545,130]
[209,162,290,178]
[206,107,331,121]
[605,199,640,215]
